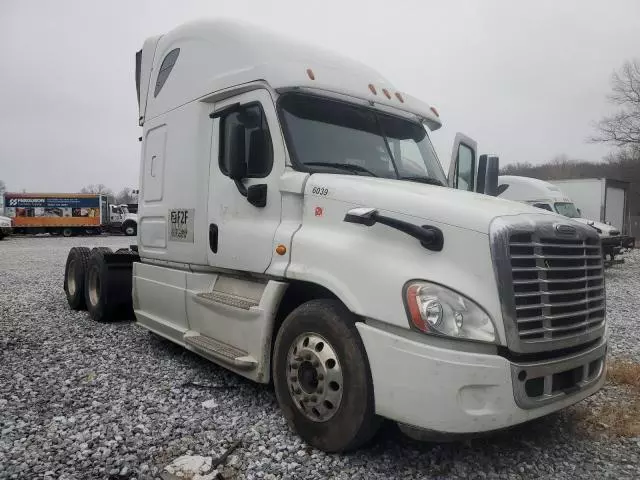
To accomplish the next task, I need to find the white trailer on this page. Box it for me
[62,19,607,452]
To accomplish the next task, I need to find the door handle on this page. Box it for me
[209,224,219,253]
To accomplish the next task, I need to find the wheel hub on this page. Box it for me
[67,260,77,296]
[286,333,343,422]
[88,267,100,307]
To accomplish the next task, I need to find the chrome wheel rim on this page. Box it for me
[125,226,135,235]
[88,267,100,307]
[67,259,77,296]
[286,333,343,422]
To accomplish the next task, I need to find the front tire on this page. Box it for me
[64,247,91,310]
[123,222,137,236]
[272,299,380,452]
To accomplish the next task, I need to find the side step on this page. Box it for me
[195,291,259,310]
[184,332,257,370]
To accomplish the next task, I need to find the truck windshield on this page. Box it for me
[279,93,447,185]
[554,202,580,218]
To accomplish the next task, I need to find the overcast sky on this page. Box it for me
[1,0,639,193]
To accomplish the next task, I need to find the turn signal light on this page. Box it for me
[276,244,287,255]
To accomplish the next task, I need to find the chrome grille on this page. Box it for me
[510,234,605,341]
[490,216,606,354]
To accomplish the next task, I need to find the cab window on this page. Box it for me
[533,203,552,211]
[454,144,474,191]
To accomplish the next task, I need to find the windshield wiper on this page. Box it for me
[304,162,378,177]
[400,176,444,186]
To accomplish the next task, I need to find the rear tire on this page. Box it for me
[62,228,73,237]
[272,299,380,452]
[64,247,91,310]
[84,248,117,322]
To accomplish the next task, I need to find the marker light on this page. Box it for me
[368,84,377,95]
[276,244,287,255]
[430,106,439,117]
[306,69,315,80]
[395,92,404,103]
[382,88,391,99]
[405,281,496,343]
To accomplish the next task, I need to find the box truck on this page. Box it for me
[4,193,137,237]
[497,176,633,261]
[62,19,607,452]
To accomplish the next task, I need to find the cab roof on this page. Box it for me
[498,175,570,202]
[138,19,442,129]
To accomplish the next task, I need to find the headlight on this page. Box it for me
[404,281,497,343]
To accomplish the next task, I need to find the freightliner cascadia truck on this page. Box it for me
[62,19,608,452]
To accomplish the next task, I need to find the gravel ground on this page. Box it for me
[1,236,639,480]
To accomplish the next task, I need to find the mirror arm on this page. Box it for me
[234,179,248,197]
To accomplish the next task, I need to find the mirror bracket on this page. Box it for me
[247,184,267,208]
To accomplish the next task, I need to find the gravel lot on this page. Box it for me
[1,236,639,480]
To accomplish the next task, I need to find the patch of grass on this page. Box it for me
[606,359,640,387]
[571,358,640,438]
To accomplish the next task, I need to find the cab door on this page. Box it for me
[206,89,284,273]
[448,133,478,192]
[448,133,499,196]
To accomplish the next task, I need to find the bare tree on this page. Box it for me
[593,59,640,148]
[114,187,136,204]
[80,184,113,196]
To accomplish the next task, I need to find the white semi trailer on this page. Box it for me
[63,20,607,452]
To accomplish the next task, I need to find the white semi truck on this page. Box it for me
[550,178,633,249]
[63,20,607,452]
[497,175,633,261]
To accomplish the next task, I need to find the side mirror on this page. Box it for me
[577,208,582,217]
[226,124,247,180]
[477,154,499,196]
[247,129,267,176]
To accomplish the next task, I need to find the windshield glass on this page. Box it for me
[554,202,580,218]
[279,93,447,185]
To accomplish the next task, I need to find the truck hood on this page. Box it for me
[0,215,11,227]
[572,217,620,235]
[306,174,558,234]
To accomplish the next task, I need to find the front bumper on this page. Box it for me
[357,323,606,434]
[0,226,12,235]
